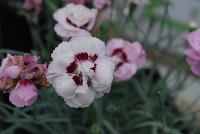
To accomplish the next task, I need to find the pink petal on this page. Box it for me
[114,63,137,81]
[5,66,21,79]
[9,80,38,107]
[124,42,142,62]
[184,48,200,60]
[191,64,200,76]
[135,49,146,68]
[54,24,91,38]
[106,38,128,56]
[187,29,200,51]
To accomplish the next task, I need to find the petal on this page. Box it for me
[51,41,74,65]
[46,62,66,84]
[64,99,79,108]
[54,75,77,99]
[114,63,137,81]
[135,49,146,68]
[184,48,200,60]
[9,80,38,107]
[53,6,79,31]
[191,64,200,76]
[124,42,142,62]
[186,57,199,66]
[54,24,91,38]
[187,29,200,51]
[86,9,98,30]
[106,38,127,56]
[92,58,115,92]
[69,36,106,56]
[4,66,21,79]
[72,88,96,108]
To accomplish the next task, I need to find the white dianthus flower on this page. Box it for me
[46,36,115,108]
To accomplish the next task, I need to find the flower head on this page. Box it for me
[46,36,115,108]
[0,54,47,107]
[23,0,43,14]
[53,3,97,38]
[106,38,146,81]
[185,29,200,76]
[93,0,111,10]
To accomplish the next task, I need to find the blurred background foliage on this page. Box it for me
[0,0,199,134]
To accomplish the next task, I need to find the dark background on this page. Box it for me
[0,2,33,51]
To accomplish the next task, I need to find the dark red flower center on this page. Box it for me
[66,52,98,86]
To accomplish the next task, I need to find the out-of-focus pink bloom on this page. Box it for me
[9,80,38,108]
[106,38,146,81]
[68,0,86,4]
[0,55,22,92]
[93,0,111,10]
[129,0,149,5]
[185,29,200,76]
[23,0,43,14]
[53,3,97,38]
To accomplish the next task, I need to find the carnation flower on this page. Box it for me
[185,29,200,76]
[46,36,115,108]
[0,54,47,107]
[93,0,111,10]
[106,38,146,81]
[53,3,97,38]
[23,0,43,14]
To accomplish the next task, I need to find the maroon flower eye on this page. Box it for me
[66,18,78,28]
[112,48,127,61]
[80,22,90,29]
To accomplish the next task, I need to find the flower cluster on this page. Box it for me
[46,36,115,108]
[185,29,200,76]
[1,1,148,108]
[0,54,47,107]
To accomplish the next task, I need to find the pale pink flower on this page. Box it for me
[9,80,38,108]
[106,38,146,81]
[46,36,115,108]
[68,0,86,4]
[23,0,43,14]
[53,3,97,38]
[185,29,200,76]
[93,0,111,10]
